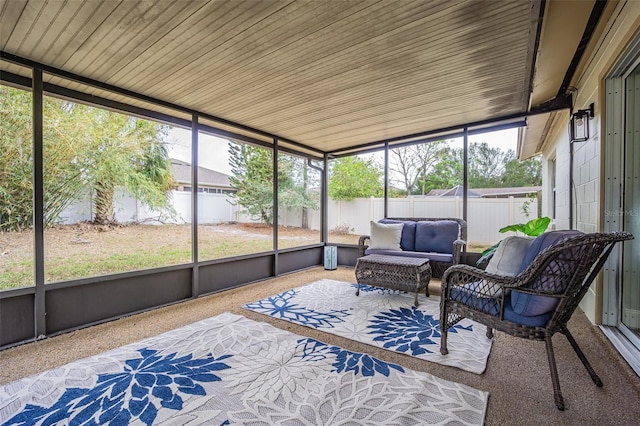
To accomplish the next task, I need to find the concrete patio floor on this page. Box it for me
[1,266,639,425]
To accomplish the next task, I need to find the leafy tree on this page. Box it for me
[416,143,541,192]
[328,156,383,201]
[1,86,35,231]
[502,152,542,187]
[227,144,319,226]
[228,143,274,224]
[389,141,447,195]
[417,147,464,194]
[0,86,175,230]
[278,154,320,229]
[468,142,505,188]
[68,105,175,224]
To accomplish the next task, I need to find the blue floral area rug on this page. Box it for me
[0,313,488,425]
[244,279,493,374]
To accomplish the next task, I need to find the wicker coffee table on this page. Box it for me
[355,254,431,307]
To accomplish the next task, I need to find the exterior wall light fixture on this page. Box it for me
[569,103,594,143]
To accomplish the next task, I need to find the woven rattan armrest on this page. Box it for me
[358,235,370,257]
[452,239,466,264]
[443,264,572,300]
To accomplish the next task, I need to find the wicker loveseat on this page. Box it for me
[439,230,633,410]
[358,217,467,278]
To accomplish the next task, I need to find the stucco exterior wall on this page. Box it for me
[539,1,640,324]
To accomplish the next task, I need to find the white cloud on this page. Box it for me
[167,128,232,175]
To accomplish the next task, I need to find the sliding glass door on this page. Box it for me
[620,62,640,347]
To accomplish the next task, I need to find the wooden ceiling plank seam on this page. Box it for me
[307,99,529,152]
[318,107,522,148]
[296,100,519,143]
[312,113,525,154]
[42,0,121,67]
[102,0,211,84]
[0,59,31,76]
[141,0,313,97]
[301,53,527,101]
[196,10,531,111]
[274,95,522,145]
[200,1,527,97]
[21,0,71,60]
[2,0,44,52]
[29,0,95,64]
[184,1,527,104]
[70,0,161,76]
[158,0,472,101]
[112,2,255,88]
[273,109,518,149]
[196,39,529,117]
[218,46,518,121]
[306,104,523,151]
[58,0,138,71]
[218,54,524,119]
[146,0,373,99]
[227,60,527,125]
[237,87,523,136]
[182,0,456,99]
[169,1,396,104]
[110,0,255,87]
[233,80,525,136]
[80,0,192,80]
[119,0,292,95]
[0,0,28,49]
[268,79,526,138]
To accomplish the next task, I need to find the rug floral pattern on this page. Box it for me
[0,313,488,425]
[244,279,493,374]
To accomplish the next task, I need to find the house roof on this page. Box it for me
[170,158,232,188]
[427,185,541,198]
[426,186,481,198]
[1,0,546,155]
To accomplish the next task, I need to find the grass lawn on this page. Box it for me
[1,223,487,291]
[0,223,356,291]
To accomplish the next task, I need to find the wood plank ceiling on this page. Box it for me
[0,0,541,154]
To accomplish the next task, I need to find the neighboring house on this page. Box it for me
[518,1,640,374]
[170,158,236,194]
[426,185,541,198]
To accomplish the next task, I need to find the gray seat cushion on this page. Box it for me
[511,230,584,317]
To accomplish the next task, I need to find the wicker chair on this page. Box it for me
[439,231,633,410]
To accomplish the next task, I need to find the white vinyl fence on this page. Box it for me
[326,197,537,245]
[58,189,240,225]
[59,191,536,245]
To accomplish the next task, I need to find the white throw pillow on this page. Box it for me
[485,235,533,277]
[368,221,403,250]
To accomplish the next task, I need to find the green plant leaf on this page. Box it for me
[498,223,525,234]
[476,241,501,266]
[499,216,550,236]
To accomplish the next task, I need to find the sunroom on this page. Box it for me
[1,0,639,424]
